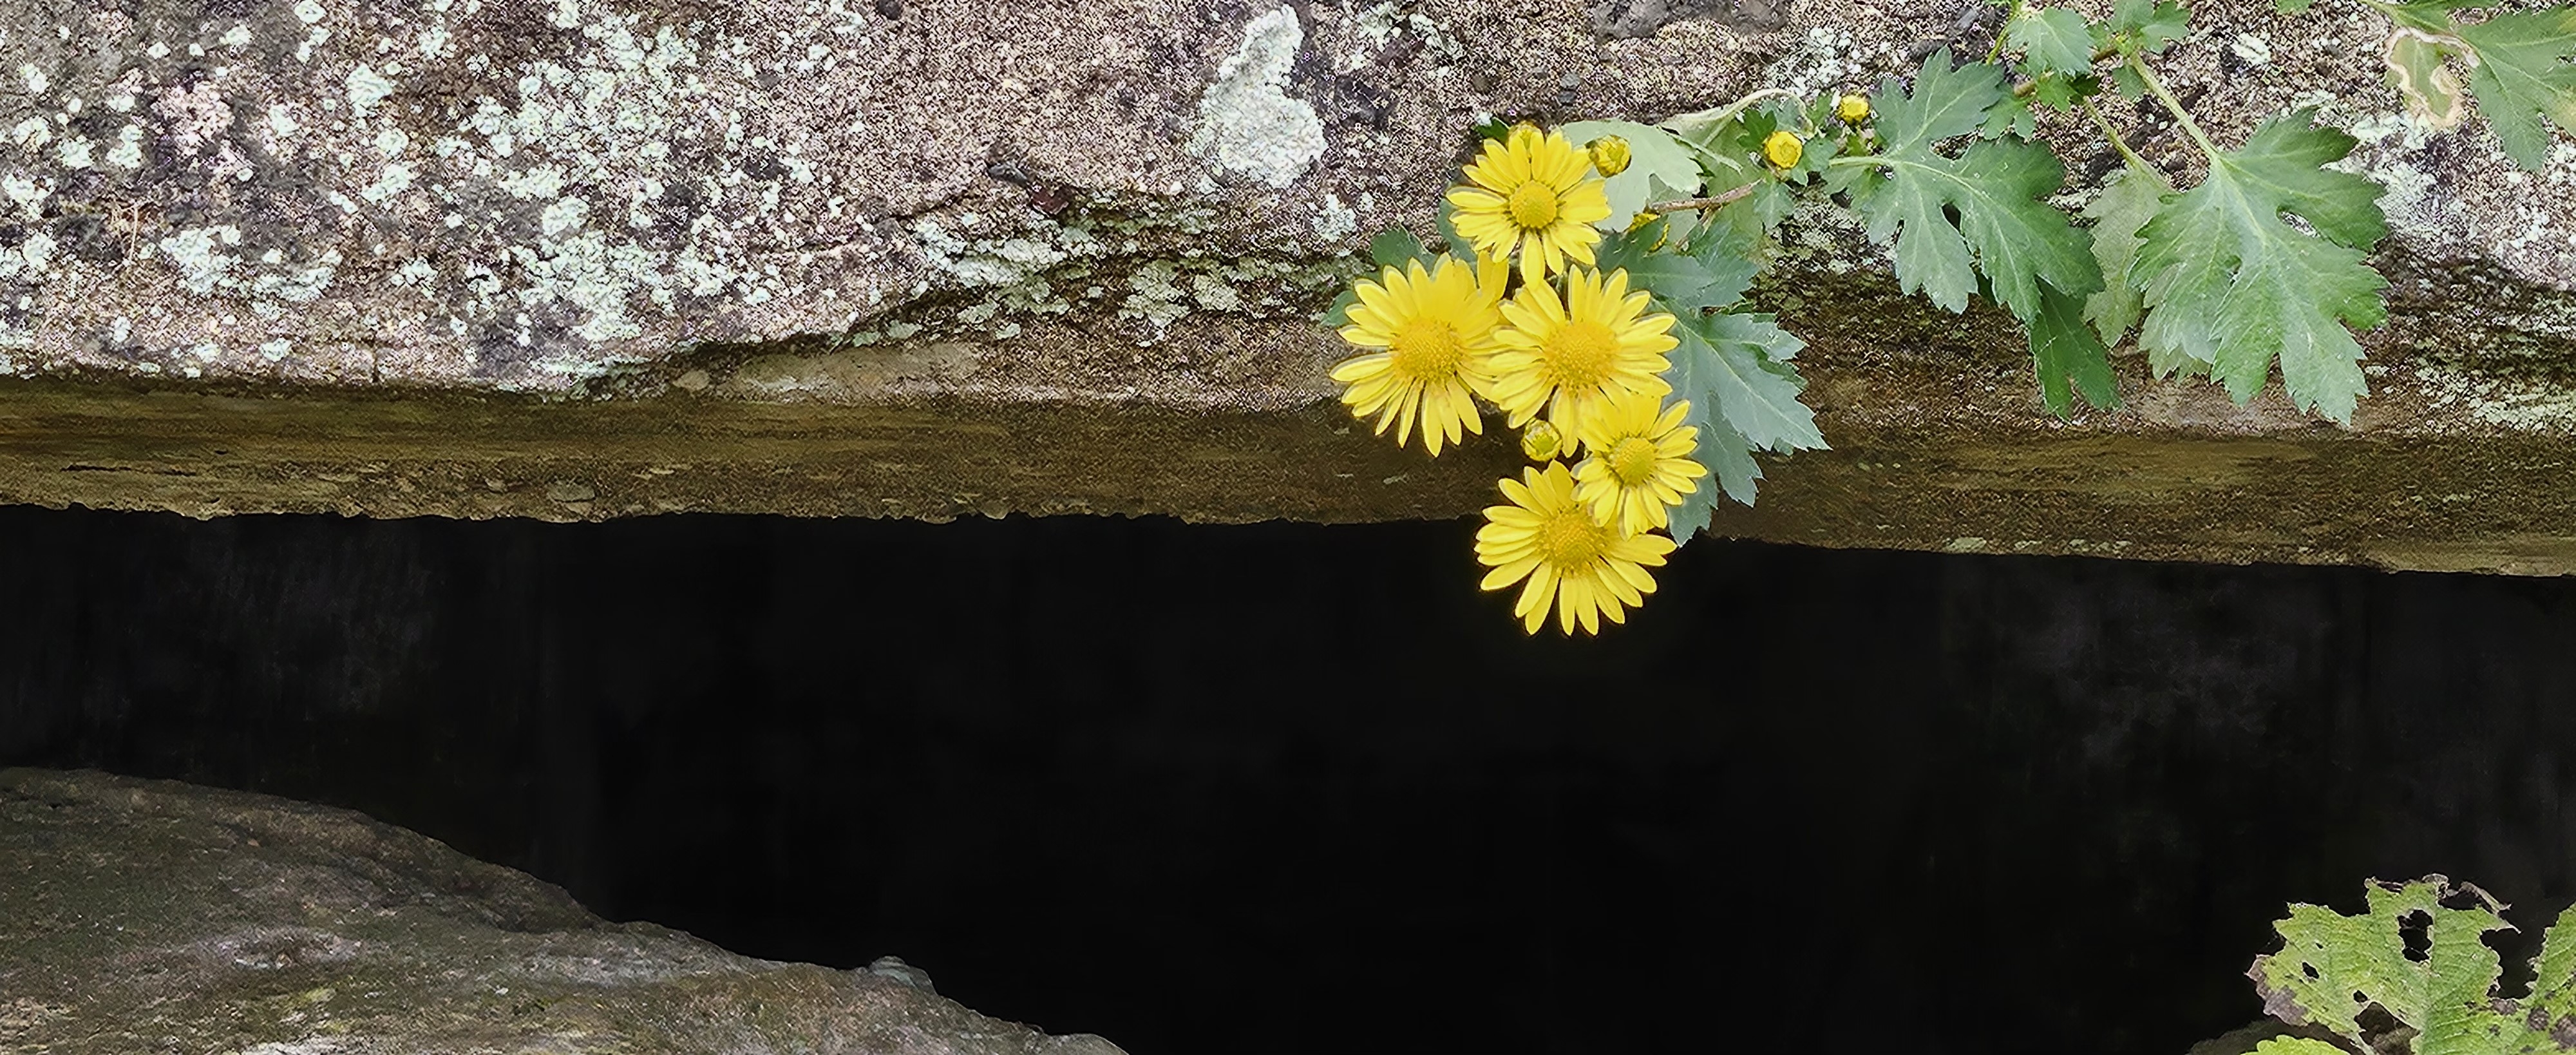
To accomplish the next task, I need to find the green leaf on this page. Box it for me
[1368,227,1427,269]
[1981,93,2040,140]
[1871,50,2007,155]
[2029,283,2118,415]
[1320,284,1360,327]
[1558,119,1704,231]
[1595,218,1763,313]
[2456,8,2576,171]
[1665,411,1761,538]
[2132,113,2389,423]
[1666,312,1824,453]
[1700,418,1763,507]
[2108,63,2149,100]
[2247,1040,2345,1055]
[2080,162,2173,345]
[2376,0,2499,35]
[2101,0,2188,56]
[2005,6,2096,79]
[1435,202,1468,257]
[1848,53,2101,321]
[2031,72,2087,110]
[2249,878,2553,1054]
[2529,898,2576,1025]
[1710,180,1798,244]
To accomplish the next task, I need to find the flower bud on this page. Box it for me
[1834,93,1870,126]
[1587,135,1632,176]
[1761,129,1804,170]
[1520,420,1564,461]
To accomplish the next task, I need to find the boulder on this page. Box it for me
[0,768,1124,1055]
[0,0,2569,571]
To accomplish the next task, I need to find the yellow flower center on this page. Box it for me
[1540,319,1618,388]
[1539,507,1607,569]
[1388,319,1466,380]
[1507,181,1560,231]
[1608,437,1662,486]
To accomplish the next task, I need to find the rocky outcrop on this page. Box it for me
[0,768,1124,1055]
[0,0,2570,571]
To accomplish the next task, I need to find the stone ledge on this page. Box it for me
[5,266,2573,575]
[0,0,2571,573]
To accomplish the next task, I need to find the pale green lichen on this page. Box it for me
[1188,8,1323,189]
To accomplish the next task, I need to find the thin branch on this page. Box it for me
[2128,55,2224,161]
[2081,96,2156,173]
[1642,184,1763,214]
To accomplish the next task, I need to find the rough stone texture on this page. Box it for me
[0,0,2570,571]
[0,768,1127,1055]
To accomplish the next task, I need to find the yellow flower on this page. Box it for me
[1762,129,1803,168]
[1490,266,1678,437]
[1446,126,1613,285]
[1834,93,1870,125]
[1331,254,1509,456]
[1572,393,1708,536]
[1586,135,1632,176]
[1761,129,1804,169]
[1475,462,1676,635]
[1520,419,1564,461]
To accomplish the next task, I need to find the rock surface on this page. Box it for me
[0,0,2570,571]
[0,768,1126,1055]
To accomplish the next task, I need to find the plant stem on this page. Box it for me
[2081,96,2155,172]
[2011,45,2123,98]
[1643,184,1763,214]
[1987,0,2022,64]
[1664,87,1804,138]
[2128,55,2224,161]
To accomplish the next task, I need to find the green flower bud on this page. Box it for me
[1520,420,1564,461]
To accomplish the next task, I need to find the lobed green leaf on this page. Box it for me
[2029,283,2119,415]
[2132,113,2388,423]
[1850,54,2101,323]
[2005,6,2097,79]
[1368,227,1428,269]
[1663,410,1759,539]
[1596,218,1763,314]
[1667,312,1823,455]
[2456,8,2576,171]
[2101,0,2188,56]
[2080,162,2172,346]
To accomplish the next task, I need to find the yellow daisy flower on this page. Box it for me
[1573,393,1709,536]
[1330,254,1510,456]
[1446,126,1613,284]
[1490,266,1678,437]
[1475,462,1677,636]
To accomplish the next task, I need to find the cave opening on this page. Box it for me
[5,505,2575,1054]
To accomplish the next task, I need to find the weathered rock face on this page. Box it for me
[0,0,2570,571]
[0,768,1125,1055]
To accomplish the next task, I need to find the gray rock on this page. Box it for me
[0,767,1126,1055]
[0,0,2569,573]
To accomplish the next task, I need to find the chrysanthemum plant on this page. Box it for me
[1323,0,2576,636]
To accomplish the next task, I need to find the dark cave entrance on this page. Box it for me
[5,506,2575,1054]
